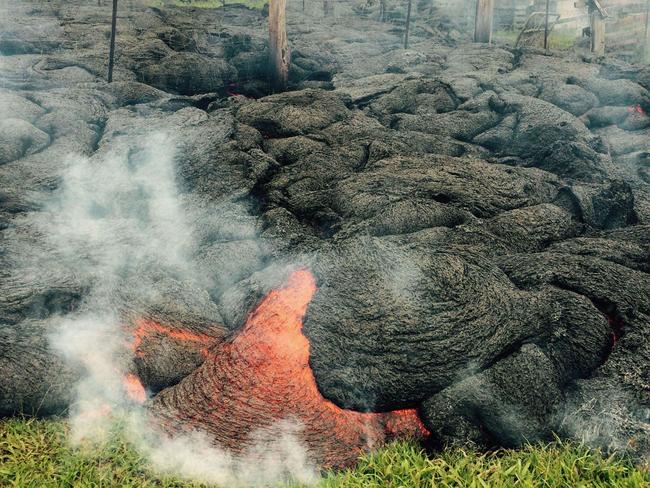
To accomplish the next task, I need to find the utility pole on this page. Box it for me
[474,0,494,43]
[107,0,118,83]
[404,0,412,48]
[269,0,290,91]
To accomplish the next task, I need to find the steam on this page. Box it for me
[39,132,318,485]
[558,384,650,455]
[127,416,318,486]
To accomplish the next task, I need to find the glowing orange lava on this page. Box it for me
[628,104,646,116]
[123,373,147,404]
[153,269,429,468]
[128,319,217,358]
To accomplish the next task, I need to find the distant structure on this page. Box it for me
[576,0,608,55]
[435,0,475,30]
[436,0,647,58]
[435,0,573,35]
[495,0,532,30]
[495,0,585,31]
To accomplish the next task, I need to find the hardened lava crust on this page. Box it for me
[0,0,649,464]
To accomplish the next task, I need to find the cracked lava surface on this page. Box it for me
[150,269,429,468]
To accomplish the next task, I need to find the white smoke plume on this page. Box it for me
[558,386,650,456]
[38,132,319,486]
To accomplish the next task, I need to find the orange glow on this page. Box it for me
[628,104,646,115]
[606,313,625,349]
[154,269,429,468]
[77,403,112,424]
[384,409,431,439]
[123,373,147,404]
[127,319,217,358]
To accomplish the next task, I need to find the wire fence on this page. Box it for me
[604,1,650,60]
[480,0,650,62]
[4,0,650,66]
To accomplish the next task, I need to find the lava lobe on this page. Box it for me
[151,269,429,468]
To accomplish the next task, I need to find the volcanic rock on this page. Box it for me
[151,269,428,469]
[1,0,649,466]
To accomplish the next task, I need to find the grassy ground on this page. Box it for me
[148,0,267,10]
[493,29,578,51]
[1,418,649,487]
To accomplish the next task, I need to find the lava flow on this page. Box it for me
[128,319,218,358]
[123,373,147,404]
[151,268,429,469]
[627,104,646,116]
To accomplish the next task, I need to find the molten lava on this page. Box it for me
[152,269,429,468]
[128,319,217,358]
[607,313,625,348]
[123,373,147,404]
[628,104,646,116]
[226,82,241,97]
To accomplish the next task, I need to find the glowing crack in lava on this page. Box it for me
[151,269,429,468]
[627,104,646,116]
[128,319,218,358]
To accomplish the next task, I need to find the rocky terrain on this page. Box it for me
[1,0,649,467]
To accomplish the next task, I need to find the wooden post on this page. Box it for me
[643,0,650,63]
[269,0,290,91]
[589,6,605,56]
[379,0,386,21]
[404,0,412,48]
[543,0,550,52]
[474,0,494,43]
[107,0,118,83]
[323,0,333,17]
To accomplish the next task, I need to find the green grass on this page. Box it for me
[148,0,267,10]
[493,29,578,51]
[1,417,649,487]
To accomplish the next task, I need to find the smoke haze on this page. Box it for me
[37,132,318,485]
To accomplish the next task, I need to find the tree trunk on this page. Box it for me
[107,0,118,83]
[474,0,494,44]
[269,0,290,92]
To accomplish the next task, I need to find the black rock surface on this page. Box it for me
[0,0,648,461]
